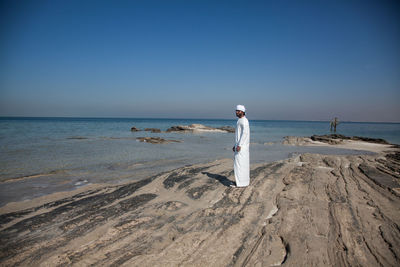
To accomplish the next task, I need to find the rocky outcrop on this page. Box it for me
[130,127,141,132]
[216,126,235,133]
[1,145,398,266]
[310,134,343,144]
[136,137,181,144]
[131,124,234,133]
[282,134,392,147]
[165,125,191,132]
[311,134,389,145]
[166,124,234,133]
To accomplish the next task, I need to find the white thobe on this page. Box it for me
[234,116,250,187]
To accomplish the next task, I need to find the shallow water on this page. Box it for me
[0,117,398,206]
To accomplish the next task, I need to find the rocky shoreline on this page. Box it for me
[282,134,398,153]
[136,137,182,144]
[0,136,399,266]
[130,123,235,144]
[131,124,235,134]
[283,134,393,146]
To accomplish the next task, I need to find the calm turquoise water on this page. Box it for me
[0,117,399,205]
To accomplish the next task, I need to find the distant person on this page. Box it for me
[232,105,250,187]
[330,117,339,132]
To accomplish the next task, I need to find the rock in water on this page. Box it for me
[131,127,141,132]
[311,134,389,145]
[216,126,235,133]
[166,124,234,133]
[310,135,343,145]
[165,125,189,132]
[136,137,181,144]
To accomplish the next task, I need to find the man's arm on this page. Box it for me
[237,121,249,147]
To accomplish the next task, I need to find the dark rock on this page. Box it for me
[166,124,234,133]
[358,164,399,189]
[311,134,389,145]
[136,137,181,144]
[216,126,235,133]
[166,125,190,132]
[386,152,400,162]
[351,136,389,144]
[163,166,211,189]
[187,184,215,199]
[311,135,343,144]
[163,172,191,189]
[130,127,141,132]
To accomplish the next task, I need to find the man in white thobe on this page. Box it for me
[232,105,250,187]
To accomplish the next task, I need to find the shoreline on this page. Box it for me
[282,135,397,153]
[1,137,399,266]
[0,136,386,210]
[0,136,396,213]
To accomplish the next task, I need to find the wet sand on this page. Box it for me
[0,137,399,266]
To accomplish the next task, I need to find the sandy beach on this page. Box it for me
[1,136,399,266]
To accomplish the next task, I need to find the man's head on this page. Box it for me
[235,105,246,118]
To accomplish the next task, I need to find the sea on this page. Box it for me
[1,117,399,206]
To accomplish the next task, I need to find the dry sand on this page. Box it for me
[0,138,399,266]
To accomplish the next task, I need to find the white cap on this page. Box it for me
[236,105,246,112]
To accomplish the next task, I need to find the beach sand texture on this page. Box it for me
[0,140,399,266]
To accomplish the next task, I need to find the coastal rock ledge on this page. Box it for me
[311,134,390,144]
[136,137,181,144]
[0,143,399,266]
[130,127,141,132]
[166,124,235,133]
[283,134,393,146]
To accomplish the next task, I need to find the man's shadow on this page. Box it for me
[202,172,234,187]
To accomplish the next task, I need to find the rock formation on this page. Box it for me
[311,134,389,145]
[136,137,181,144]
[166,124,234,133]
[216,126,235,133]
[283,134,391,146]
[1,148,399,266]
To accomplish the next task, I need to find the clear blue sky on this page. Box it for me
[1,0,399,121]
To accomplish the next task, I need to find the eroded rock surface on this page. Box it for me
[311,134,389,145]
[166,124,234,133]
[136,137,182,144]
[1,150,399,266]
[130,127,141,132]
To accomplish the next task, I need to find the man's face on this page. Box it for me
[236,110,244,118]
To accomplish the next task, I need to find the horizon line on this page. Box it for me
[0,116,399,124]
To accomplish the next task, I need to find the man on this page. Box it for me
[330,117,339,132]
[232,105,250,187]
